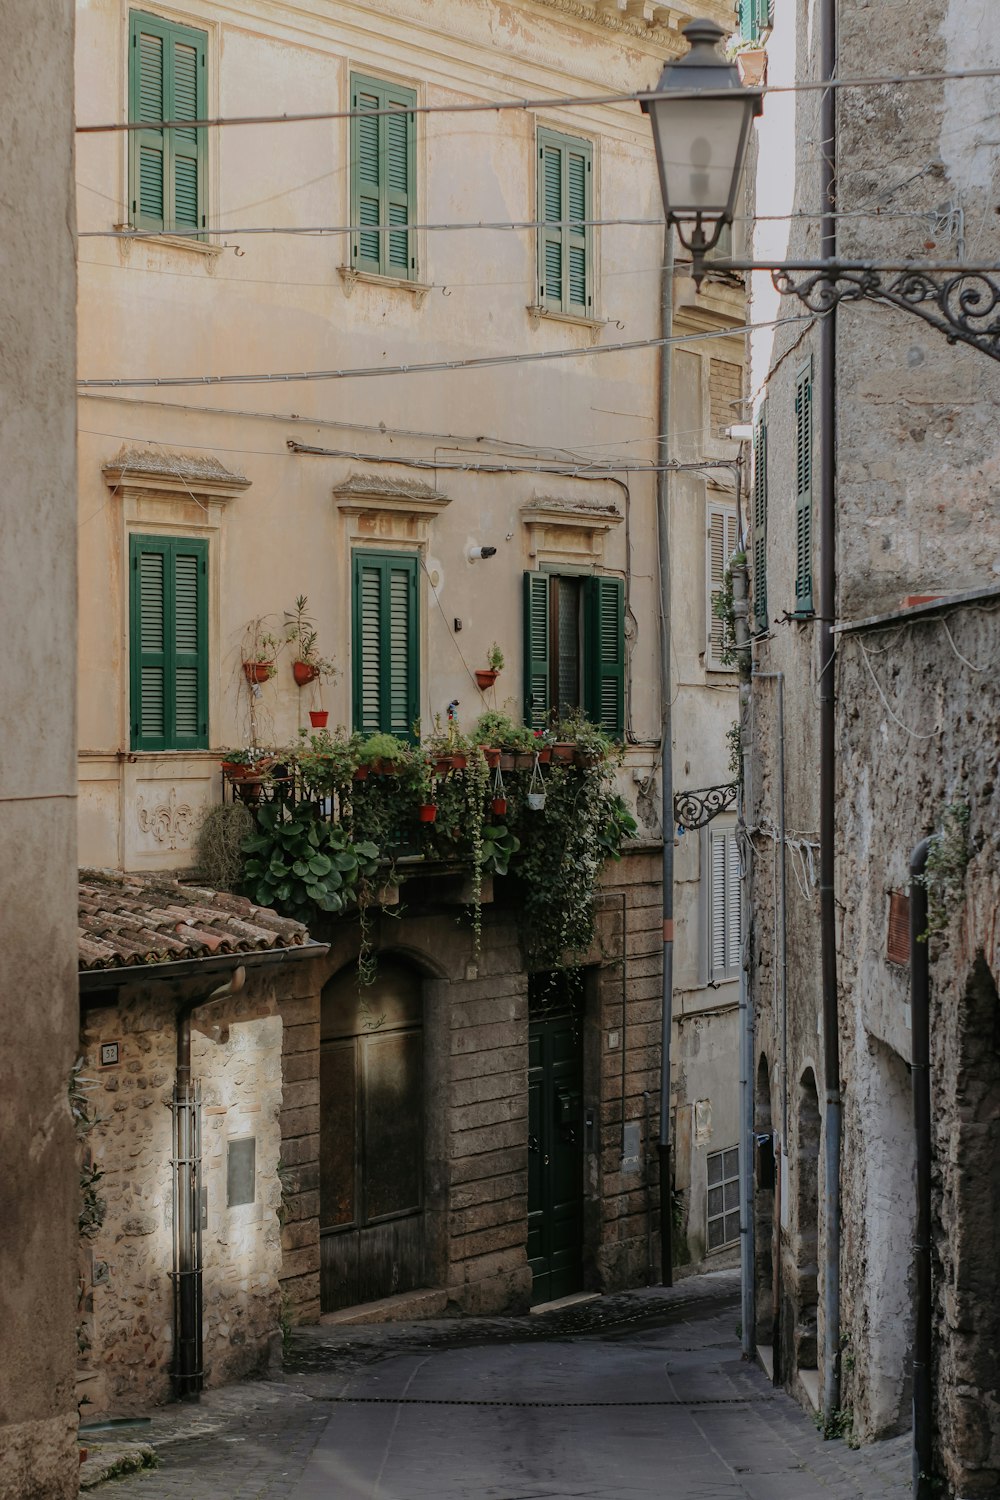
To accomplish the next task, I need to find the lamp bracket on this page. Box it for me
[673,781,738,832]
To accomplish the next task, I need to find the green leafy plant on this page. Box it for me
[918,800,972,940]
[473,710,535,752]
[726,719,742,781]
[481,823,520,875]
[356,732,413,767]
[70,1060,107,1241]
[284,595,338,680]
[487,642,505,672]
[712,553,744,668]
[296,728,360,795]
[241,802,378,924]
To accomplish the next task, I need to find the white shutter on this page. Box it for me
[706,503,738,671]
[726,830,741,974]
[710,830,728,977]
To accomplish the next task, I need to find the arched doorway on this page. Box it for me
[319,959,424,1312]
[795,1068,821,1373]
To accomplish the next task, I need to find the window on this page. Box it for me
[537,128,593,316]
[352,551,419,738]
[706,503,739,671]
[129,535,208,751]
[707,1145,741,1250]
[523,572,623,734]
[708,822,741,981]
[752,402,769,632]
[128,11,206,236]
[794,357,814,615]
[738,0,771,42]
[350,74,417,280]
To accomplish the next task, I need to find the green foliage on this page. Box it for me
[487,642,505,672]
[726,719,742,781]
[241,802,378,923]
[70,1059,107,1242]
[712,559,740,667]
[356,732,413,766]
[473,711,535,751]
[482,823,520,876]
[195,802,255,891]
[918,800,972,940]
[296,728,360,795]
[818,1406,855,1445]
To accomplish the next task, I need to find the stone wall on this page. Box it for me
[837,600,1000,1485]
[77,966,298,1416]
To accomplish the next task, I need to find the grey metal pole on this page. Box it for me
[657,224,675,1285]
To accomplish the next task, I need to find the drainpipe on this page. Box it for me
[732,554,755,1358]
[910,839,932,1500]
[656,224,675,1285]
[172,965,246,1399]
[818,0,842,1428]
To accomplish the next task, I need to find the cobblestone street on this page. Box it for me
[90,1272,910,1499]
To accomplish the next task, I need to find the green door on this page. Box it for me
[528,1004,584,1304]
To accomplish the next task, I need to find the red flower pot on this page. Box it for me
[434,753,467,773]
[293,660,320,687]
[243,661,273,685]
[221,761,247,780]
[499,751,517,772]
[479,745,501,769]
[512,752,534,771]
[536,747,552,764]
[491,797,507,817]
[419,804,438,823]
[474,668,499,691]
[353,765,370,782]
[308,710,329,728]
[550,742,575,764]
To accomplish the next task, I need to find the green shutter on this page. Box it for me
[739,0,770,41]
[129,11,206,236]
[352,552,418,738]
[130,535,208,751]
[523,572,551,729]
[794,360,814,615]
[537,128,592,315]
[752,402,768,632]
[350,74,416,280]
[584,576,625,737]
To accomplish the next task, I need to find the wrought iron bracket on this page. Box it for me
[772,265,1000,362]
[673,782,738,832]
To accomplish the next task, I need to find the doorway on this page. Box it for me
[527,975,585,1304]
[319,959,424,1313]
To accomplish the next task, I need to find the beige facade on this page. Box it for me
[0,2,81,1496]
[73,0,746,1386]
[746,0,1000,1487]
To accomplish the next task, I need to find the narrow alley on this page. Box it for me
[87,1273,909,1499]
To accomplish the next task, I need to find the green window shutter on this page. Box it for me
[537,128,592,316]
[752,402,768,632]
[584,575,625,736]
[129,11,206,235]
[130,535,208,751]
[350,74,416,280]
[794,360,814,615]
[523,572,551,729]
[739,0,770,41]
[352,552,419,737]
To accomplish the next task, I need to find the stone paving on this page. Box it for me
[92,1271,910,1499]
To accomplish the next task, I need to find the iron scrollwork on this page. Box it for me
[673,782,738,832]
[772,266,1000,362]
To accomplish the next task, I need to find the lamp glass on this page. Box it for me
[648,93,753,222]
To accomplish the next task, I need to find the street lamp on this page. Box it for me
[642,18,762,288]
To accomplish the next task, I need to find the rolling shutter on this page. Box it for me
[523,572,551,729]
[350,74,416,279]
[706,504,739,670]
[129,12,206,236]
[584,575,624,736]
[708,826,741,980]
[352,552,419,738]
[537,128,593,316]
[752,403,768,632]
[130,535,207,751]
[794,359,814,615]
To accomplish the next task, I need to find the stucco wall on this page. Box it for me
[0,1,79,1495]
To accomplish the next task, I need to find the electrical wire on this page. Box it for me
[76,313,811,389]
[856,638,943,740]
[286,439,740,478]
[74,65,1000,136]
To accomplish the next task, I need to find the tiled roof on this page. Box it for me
[79,869,309,972]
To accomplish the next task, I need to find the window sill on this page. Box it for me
[338,266,432,306]
[115,226,224,262]
[526,304,606,343]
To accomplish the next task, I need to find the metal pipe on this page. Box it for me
[910,838,932,1499]
[172,965,246,1399]
[643,1089,654,1284]
[656,224,675,1285]
[732,555,755,1359]
[819,0,842,1428]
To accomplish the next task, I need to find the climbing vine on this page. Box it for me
[917,800,972,941]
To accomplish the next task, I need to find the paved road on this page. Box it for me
[93,1272,909,1499]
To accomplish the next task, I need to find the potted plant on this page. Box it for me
[473,710,535,771]
[295,727,360,796]
[284,596,338,721]
[424,709,469,773]
[414,761,438,822]
[474,642,505,693]
[221,746,275,781]
[356,731,412,777]
[241,617,282,684]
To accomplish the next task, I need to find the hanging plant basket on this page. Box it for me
[526,791,546,812]
[293,660,320,687]
[491,797,508,817]
[474,668,499,691]
[526,754,546,811]
[243,661,274,685]
[308,710,329,728]
[418,803,438,823]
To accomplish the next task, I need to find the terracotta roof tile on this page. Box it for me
[78,869,309,972]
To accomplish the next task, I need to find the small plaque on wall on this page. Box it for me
[100,1042,120,1067]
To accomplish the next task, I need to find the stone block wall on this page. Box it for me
[275,969,323,1327]
[77,968,289,1416]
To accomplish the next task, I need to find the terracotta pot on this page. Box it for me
[491,797,507,816]
[243,661,273,685]
[372,758,400,776]
[353,765,369,782]
[512,752,534,771]
[479,745,501,769]
[434,753,467,773]
[499,751,517,772]
[221,761,248,780]
[474,668,499,691]
[535,746,552,764]
[418,804,438,823]
[308,710,329,728]
[550,742,575,764]
[293,660,320,687]
[235,778,263,805]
